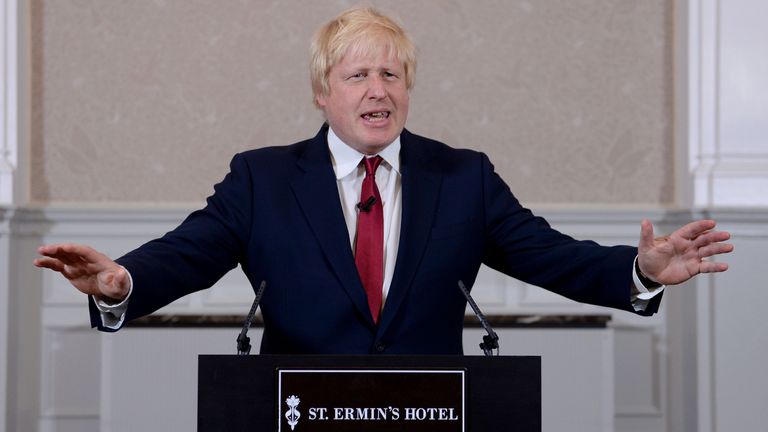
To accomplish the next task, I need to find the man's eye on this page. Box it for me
[349,73,366,80]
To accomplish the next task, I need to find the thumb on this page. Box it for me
[639,219,655,253]
[97,267,130,300]
[112,267,131,299]
[113,267,129,290]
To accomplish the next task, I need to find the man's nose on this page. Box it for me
[367,76,387,99]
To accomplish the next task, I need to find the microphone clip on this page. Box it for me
[357,196,377,213]
[481,333,500,354]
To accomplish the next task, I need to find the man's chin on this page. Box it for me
[357,141,393,155]
[355,132,400,154]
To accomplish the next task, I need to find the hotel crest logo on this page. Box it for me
[285,395,301,430]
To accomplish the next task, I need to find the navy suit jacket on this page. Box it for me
[91,124,660,354]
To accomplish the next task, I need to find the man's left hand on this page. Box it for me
[637,219,733,285]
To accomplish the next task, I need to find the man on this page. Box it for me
[34,7,732,354]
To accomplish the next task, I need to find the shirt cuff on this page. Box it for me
[93,266,133,329]
[631,256,665,311]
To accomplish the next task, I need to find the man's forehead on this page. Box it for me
[336,48,403,69]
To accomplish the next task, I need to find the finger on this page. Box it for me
[697,242,735,258]
[37,243,84,258]
[693,230,731,248]
[37,245,85,265]
[675,219,717,240]
[54,251,87,266]
[37,244,64,256]
[638,219,655,252]
[58,244,104,263]
[39,244,110,269]
[699,261,729,273]
[33,258,84,281]
[33,257,67,272]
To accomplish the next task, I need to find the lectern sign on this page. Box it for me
[277,369,466,431]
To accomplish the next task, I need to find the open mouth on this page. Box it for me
[361,111,390,122]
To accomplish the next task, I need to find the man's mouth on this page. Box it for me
[361,111,390,122]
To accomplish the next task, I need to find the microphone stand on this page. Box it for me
[236,280,267,355]
[458,280,499,356]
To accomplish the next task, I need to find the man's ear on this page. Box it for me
[315,93,327,108]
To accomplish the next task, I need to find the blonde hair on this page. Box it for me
[310,6,417,107]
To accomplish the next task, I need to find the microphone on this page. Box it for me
[357,196,377,212]
[458,280,499,356]
[236,280,266,355]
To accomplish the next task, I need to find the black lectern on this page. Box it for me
[199,355,540,431]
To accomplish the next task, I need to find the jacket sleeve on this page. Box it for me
[479,154,661,316]
[90,153,255,330]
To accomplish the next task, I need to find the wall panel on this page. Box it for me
[29,0,674,205]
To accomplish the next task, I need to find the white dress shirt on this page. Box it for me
[326,126,402,302]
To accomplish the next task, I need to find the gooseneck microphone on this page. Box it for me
[236,280,267,355]
[458,280,499,356]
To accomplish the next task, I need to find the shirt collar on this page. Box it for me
[327,126,401,180]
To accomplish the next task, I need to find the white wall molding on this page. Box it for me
[12,205,679,430]
[18,205,687,322]
[676,2,768,431]
[685,0,768,208]
[0,207,12,432]
[0,1,19,429]
[6,204,763,431]
[0,0,18,206]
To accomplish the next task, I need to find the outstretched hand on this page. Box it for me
[34,244,130,302]
[637,219,733,285]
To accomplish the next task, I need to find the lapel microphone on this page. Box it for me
[357,196,377,212]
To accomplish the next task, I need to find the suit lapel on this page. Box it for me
[377,130,443,337]
[290,126,375,328]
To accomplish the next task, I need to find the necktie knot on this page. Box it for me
[363,156,383,176]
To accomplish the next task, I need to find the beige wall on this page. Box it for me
[30,0,673,205]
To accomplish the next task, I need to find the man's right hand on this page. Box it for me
[34,244,130,303]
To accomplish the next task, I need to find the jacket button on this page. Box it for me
[375,343,386,352]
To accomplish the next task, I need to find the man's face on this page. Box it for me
[316,49,410,155]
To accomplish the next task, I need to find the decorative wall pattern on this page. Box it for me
[30,0,673,204]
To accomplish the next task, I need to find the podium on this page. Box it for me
[199,355,541,431]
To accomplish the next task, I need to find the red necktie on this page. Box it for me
[355,156,384,324]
